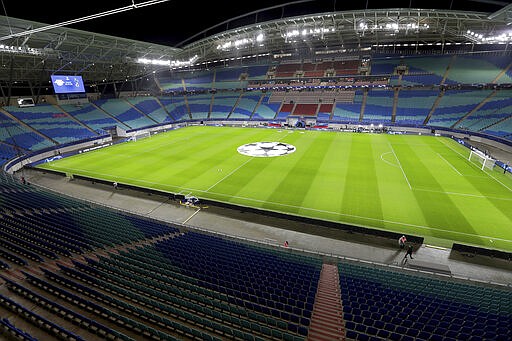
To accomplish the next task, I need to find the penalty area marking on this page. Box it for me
[438,138,512,193]
[388,142,412,190]
[437,153,462,176]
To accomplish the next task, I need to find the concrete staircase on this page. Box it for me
[308,263,345,341]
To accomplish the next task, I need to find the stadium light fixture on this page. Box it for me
[216,33,264,51]
[0,0,172,41]
[0,44,44,56]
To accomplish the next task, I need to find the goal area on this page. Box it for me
[468,149,496,170]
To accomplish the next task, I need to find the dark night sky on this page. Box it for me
[2,0,510,47]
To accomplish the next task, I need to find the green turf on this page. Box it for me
[38,126,512,251]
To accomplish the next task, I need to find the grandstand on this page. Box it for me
[1,1,512,340]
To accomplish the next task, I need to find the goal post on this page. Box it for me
[468,149,496,171]
[129,131,151,142]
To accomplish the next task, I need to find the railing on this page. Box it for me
[28,174,512,290]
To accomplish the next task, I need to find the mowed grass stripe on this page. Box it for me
[375,135,428,232]
[300,132,349,219]
[261,131,323,214]
[391,138,491,247]
[428,138,512,236]
[339,134,384,225]
[263,132,340,214]
[37,127,512,251]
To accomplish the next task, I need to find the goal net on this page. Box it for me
[129,131,151,142]
[468,149,496,171]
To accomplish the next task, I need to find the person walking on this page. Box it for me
[398,235,407,249]
[404,244,414,261]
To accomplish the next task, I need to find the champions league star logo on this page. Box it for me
[237,142,296,157]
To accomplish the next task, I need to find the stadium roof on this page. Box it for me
[0,0,511,86]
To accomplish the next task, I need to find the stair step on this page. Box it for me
[309,263,345,341]
[308,327,344,340]
[312,312,343,322]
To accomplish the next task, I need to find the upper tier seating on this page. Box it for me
[4,105,96,144]
[244,65,270,80]
[446,55,512,84]
[61,102,130,132]
[158,96,190,121]
[125,96,173,124]
[214,69,249,90]
[158,76,184,91]
[275,62,302,78]
[94,99,156,130]
[333,60,360,75]
[184,72,214,91]
[371,54,512,84]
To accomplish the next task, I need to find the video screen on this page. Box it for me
[51,75,85,94]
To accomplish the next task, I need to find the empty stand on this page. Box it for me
[395,90,440,125]
[61,102,130,132]
[94,99,156,130]
[428,90,494,128]
[4,105,96,144]
[339,261,512,341]
[308,264,344,340]
[125,96,174,124]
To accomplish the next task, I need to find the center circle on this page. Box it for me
[237,142,296,157]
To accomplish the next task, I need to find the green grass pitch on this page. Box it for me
[38,126,512,251]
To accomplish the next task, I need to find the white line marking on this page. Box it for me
[388,142,412,190]
[380,152,399,168]
[206,157,254,192]
[439,138,512,193]
[413,188,512,201]
[42,164,512,244]
[183,208,201,224]
[202,192,512,244]
[437,153,462,176]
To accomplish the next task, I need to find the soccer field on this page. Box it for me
[38,126,512,251]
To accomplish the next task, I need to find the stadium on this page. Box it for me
[0,0,511,340]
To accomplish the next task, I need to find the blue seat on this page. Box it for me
[346,330,357,339]
[377,329,390,339]
[366,326,378,335]
[297,326,308,336]
[345,321,355,330]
